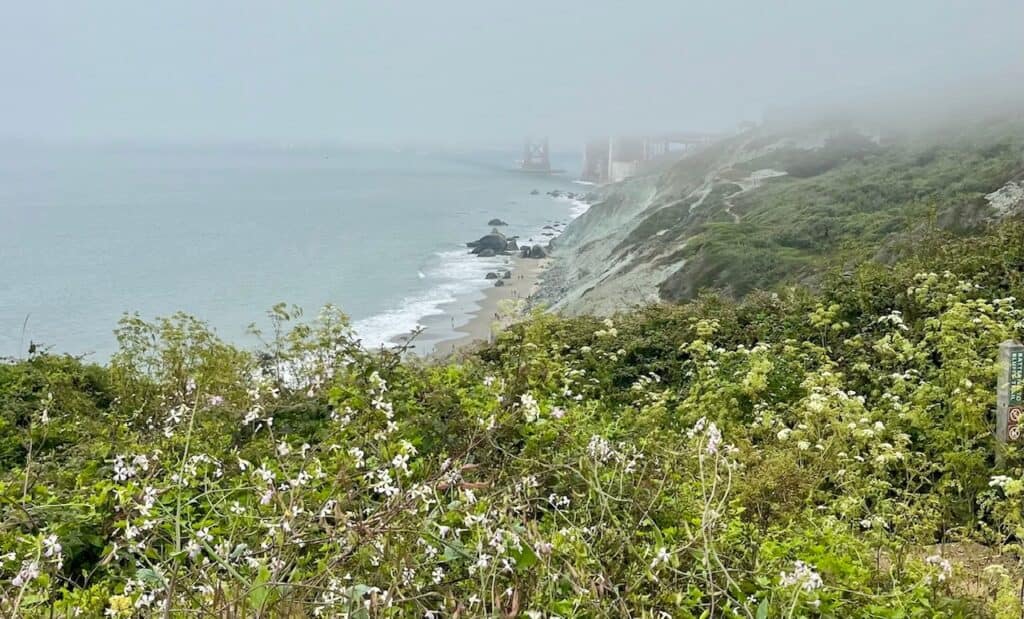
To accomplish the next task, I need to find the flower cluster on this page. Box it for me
[779,560,824,592]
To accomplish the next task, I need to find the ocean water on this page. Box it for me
[0,143,583,360]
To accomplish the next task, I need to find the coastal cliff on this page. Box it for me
[539,113,1024,315]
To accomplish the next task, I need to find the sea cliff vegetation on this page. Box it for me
[2,219,1024,617]
[541,113,1024,315]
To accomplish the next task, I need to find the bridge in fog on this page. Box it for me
[580,133,719,184]
[517,137,569,175]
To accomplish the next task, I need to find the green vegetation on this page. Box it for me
[637,117,1024,301]
[2,219,1024,617]
[736,131,880,179]
[611,195,699,258]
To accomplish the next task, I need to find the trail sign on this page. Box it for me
[997,340,1024,444]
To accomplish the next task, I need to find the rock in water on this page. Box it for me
[488,218,508,226]
[519,246,531,258]
[530,189,540,195]
[494,279,505,287]
[478,248,496,258]
[502,270,512,279]
[506,239,519,251]
[485,272,498,280]
[529,244,547,259]
[469,232,507,254]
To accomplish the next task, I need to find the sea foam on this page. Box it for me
[352,194,590,352]
[552,195,592,219]
[352,249,505,350]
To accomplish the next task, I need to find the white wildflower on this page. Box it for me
[586,435,617,463]
[780,560,823,591]
[43,534,62,560]
[650,547,671,569]
[11,560,40,587]
[520,393,540,422]
[706,422,722,455]
[925,554,952,583]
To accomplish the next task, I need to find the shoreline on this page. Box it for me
[389,193,590,359]
[428,255,551,357]
[418,194,592,358]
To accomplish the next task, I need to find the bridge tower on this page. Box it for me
[520,137,551,173]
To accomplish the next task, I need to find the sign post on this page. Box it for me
[997,340,1024,456]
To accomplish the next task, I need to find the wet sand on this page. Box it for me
[434,256,549,356]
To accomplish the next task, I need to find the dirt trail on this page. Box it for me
[684,137,787,224]
[686,137,755,214]
[723,192,742,223]
[715,167,787,223]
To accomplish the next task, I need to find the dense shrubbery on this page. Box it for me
[2,223,1024,617]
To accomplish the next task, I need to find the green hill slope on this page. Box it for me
[540,113,1024,314]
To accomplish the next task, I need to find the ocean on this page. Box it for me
[0,143,585,360]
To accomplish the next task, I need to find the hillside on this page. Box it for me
[3,221,1024,616]
[538,113,1024,315]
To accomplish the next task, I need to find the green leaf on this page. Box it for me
[135,568,163,586]
[248,565,273,611]
[510,544,539,569]
[551,599,575,614]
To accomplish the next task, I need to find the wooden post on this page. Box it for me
[997,340,1024,455]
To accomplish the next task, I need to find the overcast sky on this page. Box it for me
[1,1,1022,147]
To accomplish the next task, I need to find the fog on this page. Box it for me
[1,1,1022,148]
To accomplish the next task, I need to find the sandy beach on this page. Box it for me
[431,255,550,356]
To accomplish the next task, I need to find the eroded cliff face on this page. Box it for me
[537,178,662,315]
[539,115,1024,316]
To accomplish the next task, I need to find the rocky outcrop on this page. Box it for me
[547,190,583,200]
[528,244,547,259]
[467,231,507,255]
[986,179,1024,220]
[478,248,496,258]
[485,272,499,280]
[488,218,508,226]
[494,279,505,287]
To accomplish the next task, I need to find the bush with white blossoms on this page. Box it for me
[3,223,1024,616]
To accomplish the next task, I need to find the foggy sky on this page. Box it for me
[2,1,1022,148]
